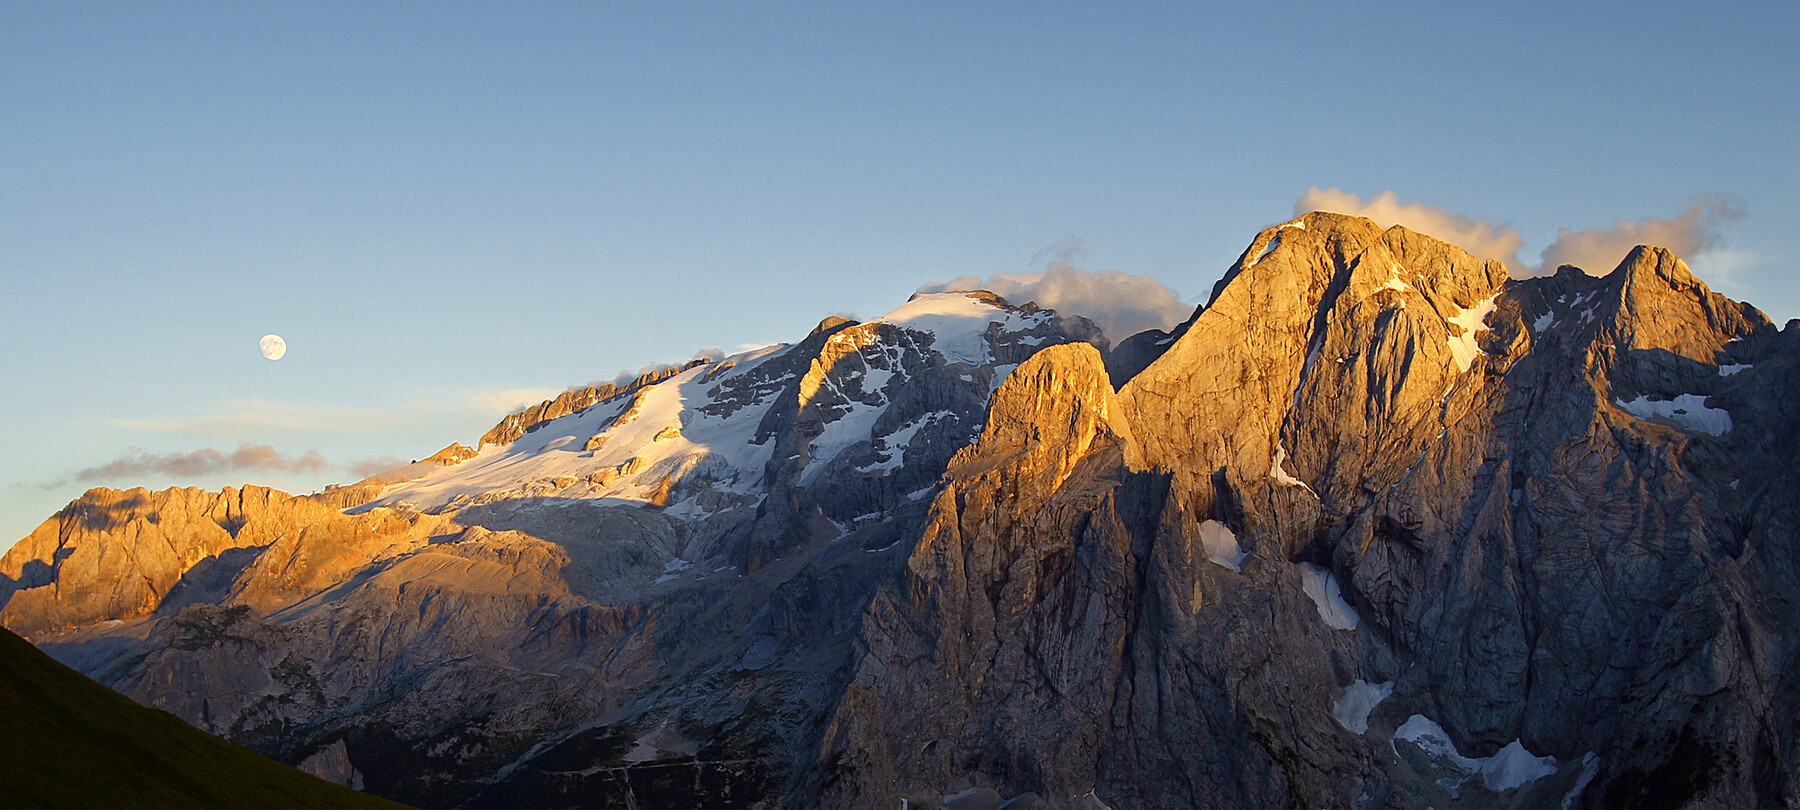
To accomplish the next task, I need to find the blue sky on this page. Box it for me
[4,2,1796,548]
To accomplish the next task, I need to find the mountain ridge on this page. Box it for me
[4,212,1797,808]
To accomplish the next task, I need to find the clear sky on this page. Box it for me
[4,2,1796,549]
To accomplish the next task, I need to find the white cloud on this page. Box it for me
[917,251,1191,342]
[471,388,564,415]
[1295,187,1525,269]
[1687,248,1760,288]
[1295,188,1746,280]
[1536,196,1743,276]
[72,444,327,482]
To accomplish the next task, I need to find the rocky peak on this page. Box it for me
[477,362,703,450]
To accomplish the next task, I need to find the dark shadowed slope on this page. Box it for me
[0,626,414,810]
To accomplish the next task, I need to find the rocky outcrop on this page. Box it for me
[812,215,1800,808]
[0,484,392,638]
[298,739,367,790]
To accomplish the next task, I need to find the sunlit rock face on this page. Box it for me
[5,215,1799,809]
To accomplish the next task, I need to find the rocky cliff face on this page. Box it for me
[3,219,1797,809]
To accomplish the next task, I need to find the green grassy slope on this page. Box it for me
[0,627,415,809]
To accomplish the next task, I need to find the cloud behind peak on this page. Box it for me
[1295,187,1744,278]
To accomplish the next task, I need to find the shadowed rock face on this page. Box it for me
[5,217,1799,809]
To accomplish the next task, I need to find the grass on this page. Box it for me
[0,627,417,809]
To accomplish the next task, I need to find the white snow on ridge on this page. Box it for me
[1298,563,1359,630]
[1332,679,1393,734]
[368,343,792,512]
[1199,520,1245,572]
[1445,292,1500,372]
[1393,715,1558,793]
[1615,393,1732,436]
[876,292,1050,367]
[807,293,1047,483]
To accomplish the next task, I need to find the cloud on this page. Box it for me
[1295,188,1746,278]
[72,444,327,482]
[347,457,408,478]
[471,388,565,415]
[1295,187,1525,269]
[577,347,732,391]
[917,248,1192,341]
[1536,196,1743,276]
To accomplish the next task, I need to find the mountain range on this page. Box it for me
[4,212,1797,809]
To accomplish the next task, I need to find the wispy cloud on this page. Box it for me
[564,347,732,395]
[1295,187,1525,269]
[917,238,1192,341]
[72,444,327,482]
[1537,196,1743,276]
[42,445,411,489]
[347,457,408,478]
[1295,187,1746,278]
[470,388,565,415]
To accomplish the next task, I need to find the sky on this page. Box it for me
[3,2,1797,549]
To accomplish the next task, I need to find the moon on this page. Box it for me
[259,334,287,361]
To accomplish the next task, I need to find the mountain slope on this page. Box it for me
[3,219,1798,809]
[0,625,413,809]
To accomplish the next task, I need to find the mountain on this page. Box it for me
[0,623,415,809]
[4,214,1799,809]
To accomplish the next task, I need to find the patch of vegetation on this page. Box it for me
[0,627,413,809]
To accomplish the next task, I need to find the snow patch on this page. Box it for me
[1199,520,1245,572]
[1394,715,1558,793]
[1445,292,1500,372]
[653,557,694,585]
[1615,393,1732,436]
[1281,219,1307,230]
[857,411,954,474]
[1561,752,1600,809]
[1481,740,1560,792]
[1719,363,1751,376]
[1533,312,1555,332]
[1332,679,1393,734]
[803,397,887,484]
[1383,263,1414,294]
[1269,444,1313,492]
[1298,563,1359,630]
[988,363,1019,394]
[1250,235,1282,266]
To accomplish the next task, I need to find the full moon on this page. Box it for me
[259,334,287,361]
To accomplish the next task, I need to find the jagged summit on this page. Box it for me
[365,291,1107,518]
[3,219,1798,809]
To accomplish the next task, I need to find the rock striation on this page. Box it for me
[3,219,1799,809]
